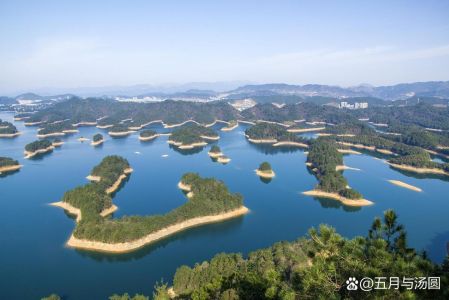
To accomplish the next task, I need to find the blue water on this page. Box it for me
[1,112,449,299]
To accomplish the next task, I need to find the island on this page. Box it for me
[207,145,223,158]
[303,138,373,207]
[24,140,54,158]
[245,123,308,147]
[108,124,136,137]
[37,121,78,138]
[168,124,219,149]
[217,155,231,164]
[0,157,22,174]
[52,138,64,147]
[0,119,20,138]
[91,133,104,146]
[51,156,248,253]
[255,162,275,178]
[139,129,159,141]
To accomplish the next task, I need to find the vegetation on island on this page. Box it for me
[109,124,131,133]
[0,157,20,168]
[140,129,157,138]
[148,210,449,299]
[209,145,221,153]
[307,138,362,199]
[25,139,53,153]
[59,157,244,243]
[169,124,218,145]
[37,120,75,135]
[0,119,19,134]
[93,133,104,142]
[245,123,306,143]
[258,162,273,173]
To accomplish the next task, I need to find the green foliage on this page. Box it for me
[41,294,60,300]
[307,138,362,199]
[60,159,244,243]
[25,139,52,152]
[165,211,448,299]
[0,119,18,134]
[109,124,130,132]
[259,162,272,172]
[109,293,149,300]
[0,157,19,168]
[169,124,218,145]
[210,145,221,153]
[38,120,74,135]
[245,123,305,143]
[140,129,157,138]
[93,133,103,142]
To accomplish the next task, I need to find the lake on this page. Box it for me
[1,111,449,299]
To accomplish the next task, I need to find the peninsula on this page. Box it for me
[245,123,308,146]
[52,158,247,253]
[168,124,218,149]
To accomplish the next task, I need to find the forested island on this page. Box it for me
[52,157,248,253]
[147,210,449,300]
[245,123,308,147]
[139,129,158,141]
[0,157,21,174]
[52,138,64,147]
[168,124,219,149]
[0,119,20,137]
[208,145,223,158]
[256,161,275,178]
[108,124,136,137]
[24,140,54,158]
[37,120,78,137]
[91,133,104,146]
[304,139,372,206]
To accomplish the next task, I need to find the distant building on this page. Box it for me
[339,101,368,110]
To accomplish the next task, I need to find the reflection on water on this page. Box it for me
[425,231,449,263]
[311,196,362,212]
[258,176,272,184]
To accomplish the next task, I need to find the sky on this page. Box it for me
[1,0,449,94]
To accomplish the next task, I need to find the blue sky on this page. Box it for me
[1,0,449,93]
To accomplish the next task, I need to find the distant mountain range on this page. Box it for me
[1,81,449,107]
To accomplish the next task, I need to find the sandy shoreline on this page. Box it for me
[287,127,325,133]
[388,180,422,192]
[302,190,373,207]
[336,165,360,171]
[73,121,97,127]
[108,130,136,137]
[50,202,117,222]
[255,169,275,178]
[138,134,159,141]
[337,141,376,151]
[200,135,220,141]
[177,181,192,192]
[387,162,449,176]
[217,156,231,164]
[0,164,22,174]
[52,141,64,147]
[91,139,104,146]
[221,123,238,131]
[168,140,208,149]
[337,149,361,154]
[86,175,101,182]
[106,168,134,194]
[97,124,113,129]
[245,135,277,144]
[272,141,308,148]
[0,132,22,138]
[65,206,249,253]
[208,151,223,158]
[24,146,54,158]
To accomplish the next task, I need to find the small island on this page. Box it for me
[255,162,275,178]
[0,157,22,174]
[51,157,248,253]
[303,139,373,207]
[0,119,20,138]
[78,136,89,142]
[139,129,159,141]
[24,140,54,158]
[207,145,223,158]
[388,180,422,192]
[168,124,218,149]
[52,138,64,147]
[217,155,231,164]
[245,123,308,147]
[108,124,136,137]
[91,133,104,146]
[37,121,78,138]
